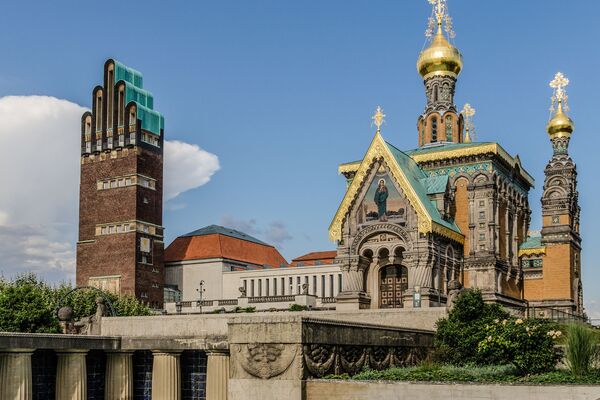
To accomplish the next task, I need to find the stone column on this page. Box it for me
[152,351,181,400]
[206,351,230,400]
[56,350,88,400]
[105,351,133,400]
[0,349,34,400]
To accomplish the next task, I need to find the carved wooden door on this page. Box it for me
[379,265,408,308]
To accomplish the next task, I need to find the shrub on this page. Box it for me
[565,323,598,377]
[477,318,561,374]
[434,289,509,365]
[289,304,309,312]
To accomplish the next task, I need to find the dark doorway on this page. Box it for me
[379,265,408,308]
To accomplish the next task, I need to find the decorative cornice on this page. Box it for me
[338,161,361,175]
[518,247,546,257]
[411,143,535,186]
[432,221,464,244]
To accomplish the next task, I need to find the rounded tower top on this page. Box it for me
[547,103,574,139]
[547,72,574,140]
[417,26,463,79]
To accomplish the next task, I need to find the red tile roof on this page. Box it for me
[290,251,337,267]
[165,233,288,267]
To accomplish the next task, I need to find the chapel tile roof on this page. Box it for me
[165,225,288,267]
[290,251,337,267]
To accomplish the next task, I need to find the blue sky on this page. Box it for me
[0,1,598,314]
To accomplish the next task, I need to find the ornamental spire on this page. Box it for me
[549,72,570,116]
[425,0,455,39]
[461,103,476,143]
[372,106,386,133]
[546,72,574,154]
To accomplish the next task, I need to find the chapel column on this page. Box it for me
[105,351,133,400]
[206,350,230,400]
[0,349,34,400]
[56,350,88,400]
[152,351,181,400]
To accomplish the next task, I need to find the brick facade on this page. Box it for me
[76,59,165,307]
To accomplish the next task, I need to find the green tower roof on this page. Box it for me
[113,59,164,136]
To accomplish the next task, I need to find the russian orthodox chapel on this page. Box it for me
[329,0,583,315]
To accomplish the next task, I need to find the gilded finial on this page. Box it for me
[461,103,476,143]
[372,106,386,133]
[425,0,455,39]
[547,72,574,143]
[549,72,570,115]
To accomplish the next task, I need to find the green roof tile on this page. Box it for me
[385,141,462,235]
[520,235,544,250]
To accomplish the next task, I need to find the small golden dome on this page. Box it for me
[546,103,574,139]
[417,27,463,79]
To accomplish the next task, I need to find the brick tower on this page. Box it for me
[537,72,582,314]
[76,59,165,307]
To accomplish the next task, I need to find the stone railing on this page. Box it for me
[228,315,434,398]
[321,297,337,304]
[248,295,296,303]
[218,299,239,306]
[301,318,432,377]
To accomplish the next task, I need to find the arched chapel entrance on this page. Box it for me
[379,265,409,308]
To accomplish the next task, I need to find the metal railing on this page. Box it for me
[525,306,588,324]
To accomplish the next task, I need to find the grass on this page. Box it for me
[323,364,600,385]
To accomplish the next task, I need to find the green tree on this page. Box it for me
[0,273,60,333]
[0,273,152,333]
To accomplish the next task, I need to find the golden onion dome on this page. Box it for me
[417,27,463,79]
[546,103,574,139]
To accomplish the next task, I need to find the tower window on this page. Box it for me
[552,215,560,225]
[445,115,453,141]
[431,117,438,142]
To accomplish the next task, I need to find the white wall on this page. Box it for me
[166,258,343,302]
[223,265,343,300]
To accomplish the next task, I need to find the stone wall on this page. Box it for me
[306,380,600,400]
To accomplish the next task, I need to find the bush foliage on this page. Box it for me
[435,289,561,374]
[434,289,509,365]
[0,273,152,333]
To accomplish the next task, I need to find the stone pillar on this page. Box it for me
[105,351,133,400]
[206,351,230,400]
[56,350,88,400]
[152,351,181,400]
[0,349,34,400]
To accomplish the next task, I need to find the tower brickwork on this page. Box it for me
[76,59,165,307]
[522,73,583,315]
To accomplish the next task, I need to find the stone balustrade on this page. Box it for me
[0,332,228,400]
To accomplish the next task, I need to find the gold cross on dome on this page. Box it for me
[425,0,455,38]
[372,106,386,132]
[550,72,569,104]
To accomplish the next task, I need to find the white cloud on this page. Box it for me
[265,221,293,246]
[0,95,219,281]
[219,215,293,248]
[164,140,220,200]
[220,215,260,235]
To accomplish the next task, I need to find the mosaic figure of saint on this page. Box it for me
[374,179,389,221]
